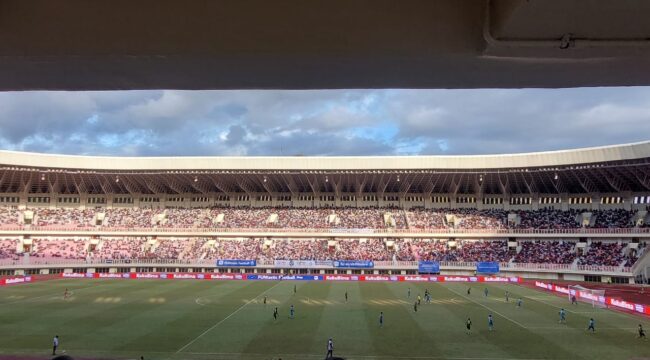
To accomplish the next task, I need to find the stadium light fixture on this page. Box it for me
[263,176,267,183]
[554,173,559,180]
[194,176,198,182]
[115,176,120,183]
[41,174,45,181]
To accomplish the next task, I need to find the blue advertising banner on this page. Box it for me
[216,259,256,267]
[476,262,500,274]
[333,260,374,268]
[418,261,440,274]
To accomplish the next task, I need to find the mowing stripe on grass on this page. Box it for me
[174,281,284,355]
[0,282,112,306]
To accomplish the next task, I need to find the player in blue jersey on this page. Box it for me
[587,318,595,332]
[559,308,566,324]
[379,312,384,327]
[290,304,295,319]
[488,314,494,331]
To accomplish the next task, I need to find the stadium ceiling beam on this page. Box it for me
[376,174,389,197]
[256,174,276,195]
[208,176,234,195]
[633,167,650,191]
[433,173,450,195]
[331,175,342,198]
[140,176,166,194]
[282,174,300,196]
[449,174,462,196]
[74,174,88,194]
[497,173,510,194]
[572,171,597,193]
[166,174,192,194]
[601,168,627,192]
[422,175,436,197]
[522,172,538,194]
[473,174,484,197]
[98,175,114,194]
[305,175,321,196]
[398,174,414,196]
[18,172,32,193]
[119,176,142,194]
[355,174,368,197]
[236,176,257,195]
[184,175,210,194]
[164,175,184,194]
[0,170,9,190]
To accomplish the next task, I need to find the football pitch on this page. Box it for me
[0,279,648,360]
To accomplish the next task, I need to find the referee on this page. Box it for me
[52,335,59,355]
[326,338,333,359]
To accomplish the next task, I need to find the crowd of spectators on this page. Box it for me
[0,238,18,260]
[405,209,446,229]
[516,209,581,229]
[578,241,626,267]
[0,236,644,267]
[0,206,642,231]
[447,209,508,230]
[0,207,20,227]
[591,209,636,228]
[30,238,87,259]
[91,238,148,260]
[33,209,96,227]
[514,241,576,264]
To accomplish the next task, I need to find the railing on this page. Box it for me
[0,257,631,274]
[1,225,650,235]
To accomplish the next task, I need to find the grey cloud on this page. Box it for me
[0,88,648,157]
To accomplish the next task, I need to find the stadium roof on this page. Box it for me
[1,142,650,195]
[1,0,650,90]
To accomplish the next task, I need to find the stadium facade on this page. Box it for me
[0,142,649,283]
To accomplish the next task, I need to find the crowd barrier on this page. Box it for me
[60,272,521,283]
[534,280,649,316]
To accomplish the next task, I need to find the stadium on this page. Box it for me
[2,0,650,359]
[0,142,649,359]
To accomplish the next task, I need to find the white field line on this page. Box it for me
[175,281,284,354]
[444,285,528,329]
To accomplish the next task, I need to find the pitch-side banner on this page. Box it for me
[333,260,374,268]
[535,281,650,316]
[216,259,256,267]
[0,276,32,286]
[273,260,333,268]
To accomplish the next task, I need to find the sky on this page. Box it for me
[0,87,648,157]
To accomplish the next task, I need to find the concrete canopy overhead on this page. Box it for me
[1,0,650,90]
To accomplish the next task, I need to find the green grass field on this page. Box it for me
[0,279,648,360]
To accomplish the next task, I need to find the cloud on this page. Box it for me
[0,87,648,157]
